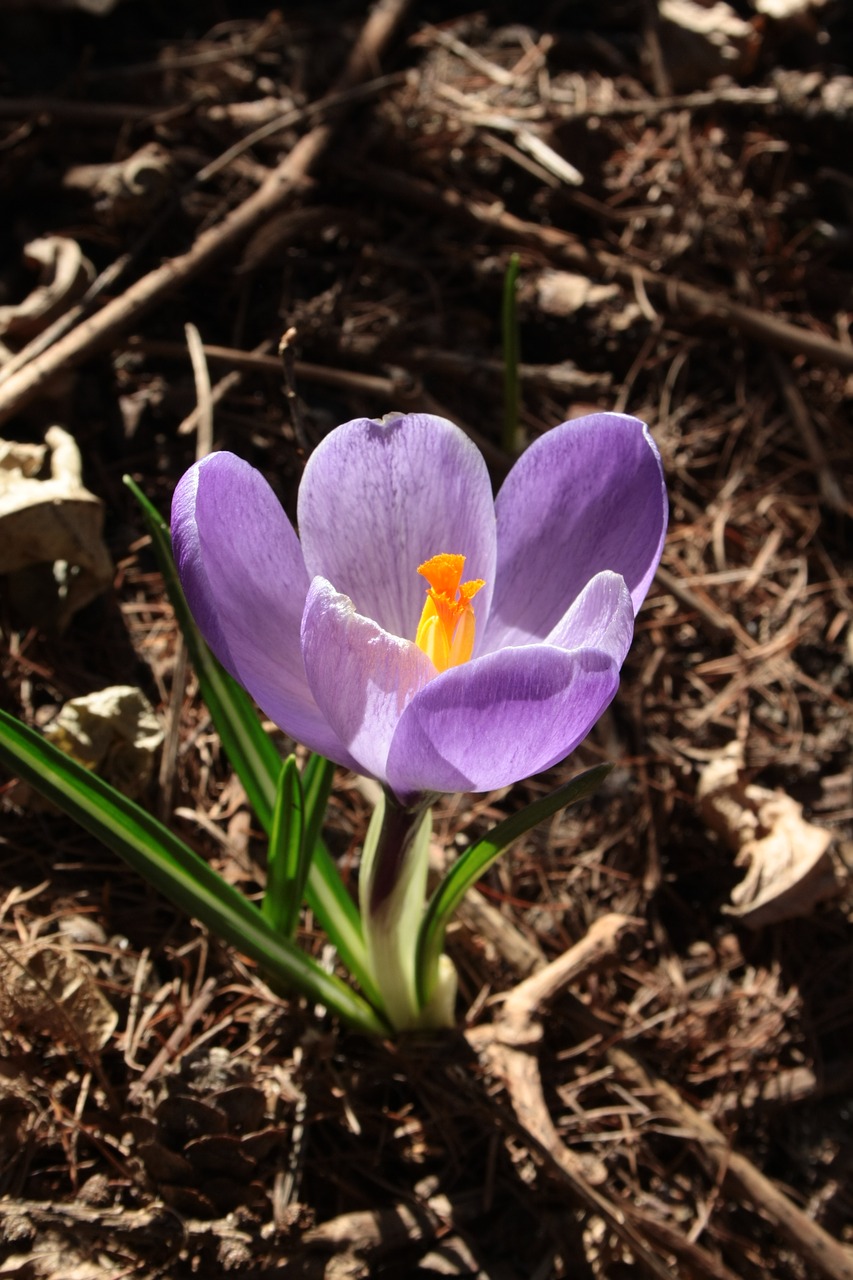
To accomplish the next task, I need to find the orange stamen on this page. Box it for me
[415,553,485,673]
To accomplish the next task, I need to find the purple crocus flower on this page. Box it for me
[171,412,667,804]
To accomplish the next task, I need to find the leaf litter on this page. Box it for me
[0,1,852,1276]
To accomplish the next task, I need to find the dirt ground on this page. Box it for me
[1,1,852,1276]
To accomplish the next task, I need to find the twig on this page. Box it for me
[469,915,680,1280]
[469,900,853,1280]
[126,975,218,1101]
[0,0,413,427]
[182,323,214,459]
[351,164,853,374]
[177,338,274,437]
[606,1044,853,1280]
[769,351,850,516]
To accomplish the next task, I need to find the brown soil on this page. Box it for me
[1,2,852,1277]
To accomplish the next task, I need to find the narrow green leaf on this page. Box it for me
[302,753,336,876]
[0,708,387,1035]
[415,764,613,1006]
[123,475,371,988]
[263,755,306,936]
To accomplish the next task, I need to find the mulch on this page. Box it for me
[1,2,851,1276]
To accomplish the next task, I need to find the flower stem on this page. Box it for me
[360,789,449,1030]
[366,790,431,915]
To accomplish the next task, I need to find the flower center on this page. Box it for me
[415,553,485,673]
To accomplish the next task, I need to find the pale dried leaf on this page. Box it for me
[0,441,45,477]
[0,236,95,339]
[698,744,839,928]
[752,0,826,17]
[536,270,620,317]
[0,1235,117,1279]
[44,685,164,798]
[0,426,113,629]
[659,0,758,88]
[62,142,174,225]
[0,940,118,1053]
[661,0,753,39]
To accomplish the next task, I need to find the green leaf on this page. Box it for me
[123,475,372,991]
[415,764,613,1007]
[302,753,336,879]
[263,755,306,936]
[296,752,380,1003]
[0,708,387,1034]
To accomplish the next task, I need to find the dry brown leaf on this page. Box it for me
[0,426,113,629]
[62,142,175,225]
[697,744,839,928]
[0,939,118,1053]
[0,236,95,340]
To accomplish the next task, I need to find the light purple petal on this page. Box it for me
[482,414,667,651]
[300,577,436,783]
[385,646,620,800]
[171,452,357,768]
[298,414,496,644]
[546,571,634,666]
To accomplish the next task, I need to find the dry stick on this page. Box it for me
[769,350,850,516]
[127,977,218,1102]
[606,1044,853,1280]
[177,338,275,437]
[470,906,853,1280]
[184,323,214,460]
[469,914,676,1280]
[0,0,413,428]
[353,165,853,375]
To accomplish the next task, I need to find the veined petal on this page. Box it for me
[301,577,436,783]
[385,645,620,801]
[298,414,496,642]
[546,571,634,666]
[171,452,357,768]
[482,414,667,651]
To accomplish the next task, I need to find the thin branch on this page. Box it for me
[0,0,413,427]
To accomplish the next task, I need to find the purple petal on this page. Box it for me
[171,452,357,768]
[482,414,667,651]
[298,414,496,644]
[301,577,436,782]
[385,646,620,800]
[546,571,634,666]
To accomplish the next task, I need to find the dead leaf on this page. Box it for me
[0,426,113,629]
[0,236,95,339]
[0,1233,119,1279]
[659,0,759,90]
[0,939,118,1053]
[752,0,826,17]
[44,685,164,799]
[535,270,620,317]
[62,142,175,225]
[697,743,839,928]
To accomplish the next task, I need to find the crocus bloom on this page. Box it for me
[172,412,666,804]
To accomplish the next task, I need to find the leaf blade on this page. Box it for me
[415,764,613,1006]
[0,708,387,1034]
